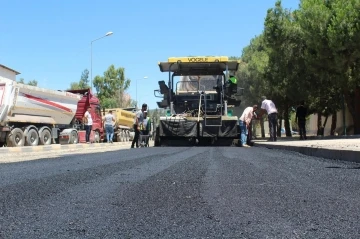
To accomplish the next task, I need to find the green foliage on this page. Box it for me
[236,34,270,111]
[17,78,38,86]
[69,69,90,90]
[68,66,134,109]
[148,108,166,126]
[93,64,131,109]
[237,0,360,135]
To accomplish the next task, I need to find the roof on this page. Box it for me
[158,56,240,75]
[0,64,21,75]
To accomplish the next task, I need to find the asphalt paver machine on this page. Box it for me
[153,56,243,146]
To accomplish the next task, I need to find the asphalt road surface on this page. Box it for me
[1,146,359,238]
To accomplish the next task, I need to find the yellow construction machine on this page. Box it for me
[153,56,244,146]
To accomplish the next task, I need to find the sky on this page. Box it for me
[0,0,299,110]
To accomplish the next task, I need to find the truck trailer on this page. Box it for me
[153,56,243,146]
[0,78,104,147]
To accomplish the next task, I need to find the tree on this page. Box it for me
[17,78,38,86]
[236,34,270,138]
[264,0,308,136]
[68,69,90,90]
[326,0,360,134]
[236,0,360,136]
[79,69,90,89]
[93,64,131,109]
[295,0,341,135]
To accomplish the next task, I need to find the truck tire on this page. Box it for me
[25,128,39,146]
[7,128,25,147]
[120,131,124,142]
[39,128,52,145]
[69,130,78,144]
[124,130,129,141]
[94,130,100,143]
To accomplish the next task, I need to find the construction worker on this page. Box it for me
[239,105,258,147]
[227,74,238,95]
[229,75,237,84]
[131,103,147,148]
[259,96,278,141]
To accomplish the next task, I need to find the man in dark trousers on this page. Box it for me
[259,96,278,141]
[296,100,307,140]
[131,103,147,148]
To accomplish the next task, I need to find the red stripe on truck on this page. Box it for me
[23,93,73,112]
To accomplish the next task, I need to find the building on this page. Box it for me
[0,64,20,81]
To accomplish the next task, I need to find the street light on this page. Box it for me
[90,31,113,92]
[136,76,148,109]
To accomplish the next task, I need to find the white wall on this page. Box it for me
[251,107,354,137]
[0,67,17,81]
[307,107,354,136]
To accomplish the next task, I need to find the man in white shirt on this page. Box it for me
[239,105,258,147]
[102,110,115,143]
[84,107,93,143]
[260,96,278,141]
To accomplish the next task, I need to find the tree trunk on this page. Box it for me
[322,115,329,136]
[355,87,360,134]
[344,87,360,134]
[277,116,282,137]
[330,113,337,136]
[284,106,292,137]
[317,112,323,136]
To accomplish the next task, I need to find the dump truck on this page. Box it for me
[0,78,104,147]
[153,56,243,146]
[101,107,136,142]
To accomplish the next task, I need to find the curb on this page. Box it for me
[0,141,133,153]
[254,143,360,164]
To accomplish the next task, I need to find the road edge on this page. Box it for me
[254,143,360,164]
[0,142,133,153]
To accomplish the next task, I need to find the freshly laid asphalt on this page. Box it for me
[0,146,359,238]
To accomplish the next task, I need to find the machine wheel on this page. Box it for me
[69,130,78,144]
[25,128,39,146]
[94,130,100,143]
[39,128,52,145]
[7,128,25,147]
